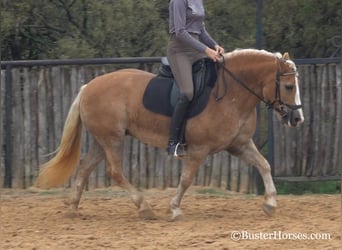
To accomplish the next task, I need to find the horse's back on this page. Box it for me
[88,68,154,87]
[79,68,156,135]
[83,68,154,99]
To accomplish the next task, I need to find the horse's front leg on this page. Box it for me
[64,142,104,211]
[170,155,205,221]
[229,139,277,216]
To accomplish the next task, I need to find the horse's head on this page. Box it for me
[263,52,304,127]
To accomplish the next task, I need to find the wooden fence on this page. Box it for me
[0,59,341,192]
[273,63,341,181]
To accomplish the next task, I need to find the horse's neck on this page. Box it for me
[219,57,274,112]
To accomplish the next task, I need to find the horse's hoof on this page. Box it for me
[263,203,276,216]
[139,209,157,220]
[63,199,79,211]
[170,208,183,221]
[171,213,184,222]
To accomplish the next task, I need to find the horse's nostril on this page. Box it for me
[294,116,304,125]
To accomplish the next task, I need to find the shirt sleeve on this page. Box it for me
[171,0,208,52]
[199,25,218,50]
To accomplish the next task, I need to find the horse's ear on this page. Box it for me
[283,52,290,60]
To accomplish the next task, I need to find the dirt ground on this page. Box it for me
[1,187,341,250]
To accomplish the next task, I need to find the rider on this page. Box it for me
[167,0,225,157]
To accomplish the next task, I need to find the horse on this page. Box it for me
[35,49,304,220]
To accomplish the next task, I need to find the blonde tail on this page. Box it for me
[35,85,86,189]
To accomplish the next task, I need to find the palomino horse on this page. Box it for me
[35,49,304,220]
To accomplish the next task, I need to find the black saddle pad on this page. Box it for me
[142,76,213,119]
[143,57,217,118]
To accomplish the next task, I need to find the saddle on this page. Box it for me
[142,57,217,119]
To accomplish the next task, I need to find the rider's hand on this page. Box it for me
[205,47,221,62]
[215,45,225,56]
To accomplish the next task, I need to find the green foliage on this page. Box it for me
[276,181,341,195]
[204,0,257,51]
[1,0,169,59]
[263,0,342,58]
[1,0,341,60]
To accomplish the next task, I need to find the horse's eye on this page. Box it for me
[285,84,294,91]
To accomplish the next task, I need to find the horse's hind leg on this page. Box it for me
[101,140,156,220]
[230,139,277,216]
[65,140,104,211]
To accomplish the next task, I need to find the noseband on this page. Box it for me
[272,70,302,116]
[217,57,302,117]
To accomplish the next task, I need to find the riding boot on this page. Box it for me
[167,94,190,157]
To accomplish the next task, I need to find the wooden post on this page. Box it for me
[337,56,342,246]
[4,65,12,188]
[338,60,342,179]
[254,0,264,194]
[0,66,3,187]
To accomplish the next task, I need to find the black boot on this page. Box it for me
[167,94,190,157]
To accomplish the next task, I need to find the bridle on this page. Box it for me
[273,69,302,116]
[215,56,302,117]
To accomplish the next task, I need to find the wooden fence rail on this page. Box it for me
[0,60,341,192]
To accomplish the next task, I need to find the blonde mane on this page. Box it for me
[223,49,296,70]
[224,48,280,60]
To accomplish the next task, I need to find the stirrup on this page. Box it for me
[168,142,187,157]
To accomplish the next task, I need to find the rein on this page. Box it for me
[216,56,302,115]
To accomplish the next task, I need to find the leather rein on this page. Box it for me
[215,56,302,116]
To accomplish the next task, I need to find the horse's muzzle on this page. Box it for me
[280,108,304,127]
